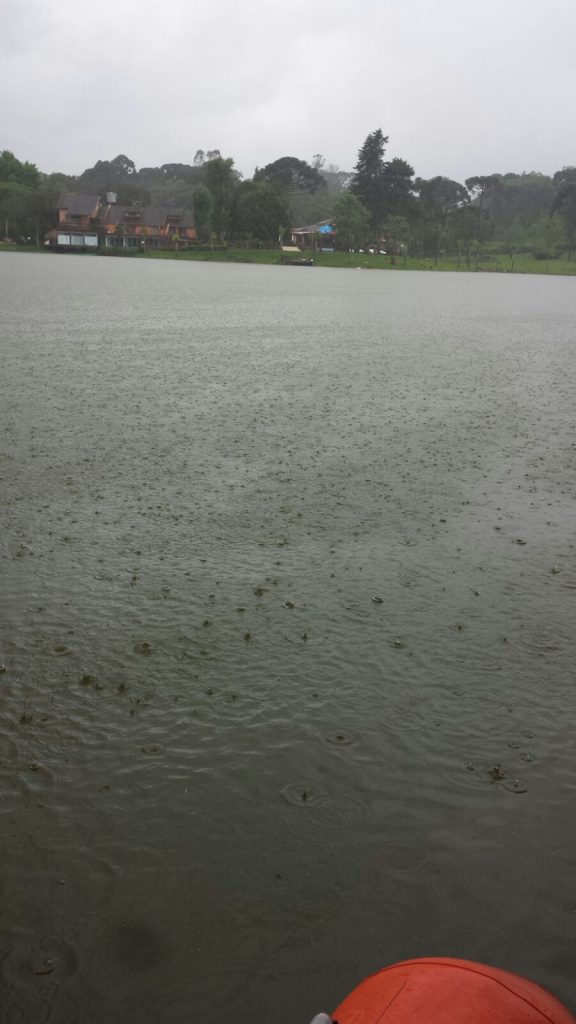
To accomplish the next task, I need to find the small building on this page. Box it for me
[290,219,336,249]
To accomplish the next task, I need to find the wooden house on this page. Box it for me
[48,195,197,250]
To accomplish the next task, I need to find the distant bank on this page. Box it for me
[2,243,576,277]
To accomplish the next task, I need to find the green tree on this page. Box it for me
[254,156,325,196]
[35,180,61,242]
[414,176,469,258]
[115,184,151,205]
[417,176,469,219]
[253,156,326,226]
[447,205,492,265]
[0,150,40,189]
[333,191,370,249]
[486,172,554,233]
[465,174,503,209]
[0,183,31,240]
[382,215,411,259]
[231,181,288,243]
[552,182,576,256]
[192,185,213,243]
[350,129,389,234]
[44,170,77,193]
[553,166,576,185]
[0,181,57,243]
[382,158,417,218]
[291,163,354,226]
[77,154,137,193]
[526,214,566,256]
[159,163,200,184]
[204,156,238,240]
[287,188,334,228]
[0,151,47,242]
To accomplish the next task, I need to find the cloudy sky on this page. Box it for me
[2,0,575,182]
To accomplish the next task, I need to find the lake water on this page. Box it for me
[1,252,575,1022]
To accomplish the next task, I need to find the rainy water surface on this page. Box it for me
[1,253,575,1022]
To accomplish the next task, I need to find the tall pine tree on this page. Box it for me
[350,129,389,235]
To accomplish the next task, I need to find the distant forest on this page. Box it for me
[2,131,576,257]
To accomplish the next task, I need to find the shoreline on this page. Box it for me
[2,243,576,277]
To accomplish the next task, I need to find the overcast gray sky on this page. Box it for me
[2,0,575,181]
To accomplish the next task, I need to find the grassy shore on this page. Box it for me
[2,242,576,276]
[139,246,576,275]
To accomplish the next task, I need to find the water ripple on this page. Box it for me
[280,781,369,830]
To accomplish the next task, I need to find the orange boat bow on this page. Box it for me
[332,958,575,1024]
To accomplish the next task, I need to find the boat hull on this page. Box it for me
[331,958,574,1023]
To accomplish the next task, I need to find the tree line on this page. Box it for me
[1,135,576,257]
[341,129,576,260]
